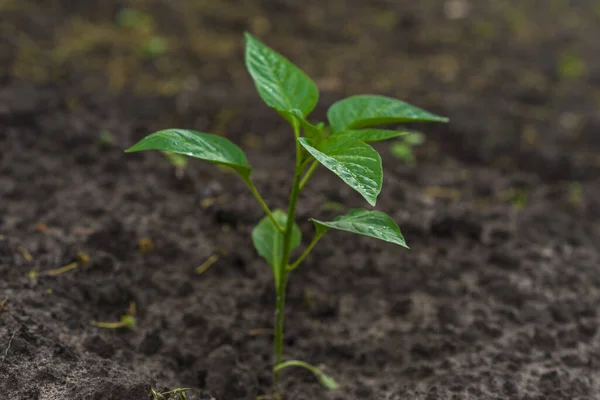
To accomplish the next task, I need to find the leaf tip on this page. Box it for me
[124,144,139,153]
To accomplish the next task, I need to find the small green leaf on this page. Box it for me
[327,95,448,132]
[252,210,302,273]
[125,129,251,178]
[298,137,382,206]
[244,33,319,119]
[311,209,407,247]
[333,128,409,142]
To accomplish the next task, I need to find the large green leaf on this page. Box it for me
[252,210,302,273]
[244,33,319,119]
[125,129,251,178]
[327,95,448,132]
[333,128,409,143]
[311,209,407,247]
[298,137,382,206]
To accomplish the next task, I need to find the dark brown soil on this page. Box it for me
[1,1,600,399]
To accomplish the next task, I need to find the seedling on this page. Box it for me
[28,252,90,280]
[116,7,168,58]
[568,181,583,208]
[389,130,425,165]
[99,130,116,146]
[91,302,136,329]
[162,151,188,179]
[195,254,219,274]
[125,33,447,393]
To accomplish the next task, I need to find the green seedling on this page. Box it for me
[513,189,528,210]
[162,151,188,179]
[195,254,219,274]
[144,37,168,57]
[116,7,168,58]
[389,130,425,165]
[125,32,447,393]
[28,252,90,280]
[99,130,116,146]
[558,53,586,80]
[568,181,583,208]
[91,302,136,329]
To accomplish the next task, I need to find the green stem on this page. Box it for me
[299,160,319,191]
[91,321,125,329]
[273,359,320,375]
[91,315,135,329]
[274,360,338,390]
[287,230,325,271]
[244,178,284,233]
[273,123,303,387]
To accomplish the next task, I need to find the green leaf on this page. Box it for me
[252,210,302,272]
[298,137,382,206]
[311,209,407,248]
[327,95,448,132]
[244,33,319,119]
[333,128,409,142]
[125,129,251,178]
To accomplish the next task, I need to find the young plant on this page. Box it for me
[125,33,447,392]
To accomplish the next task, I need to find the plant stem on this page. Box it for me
[91,314,135,329]
[287,230,325,271]
[273,360,338,390]
[244,178,285,233]
[46,261,79,276]
[273,123,303,387]
[299,160,319,191]
[273,359,321,375]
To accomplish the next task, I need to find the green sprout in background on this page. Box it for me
[115,8,168,57]
[558,52,586,81]
[126,32,447,394]
[389,130,425,165]
[162,151,189,179]
[569,181,583,208]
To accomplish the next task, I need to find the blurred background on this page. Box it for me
[1,0,599,179]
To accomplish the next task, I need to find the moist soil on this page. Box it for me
[1,1,600,399]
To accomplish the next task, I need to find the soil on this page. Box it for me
[1,1,600,399]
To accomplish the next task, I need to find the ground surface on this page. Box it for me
[1,1,600,399]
